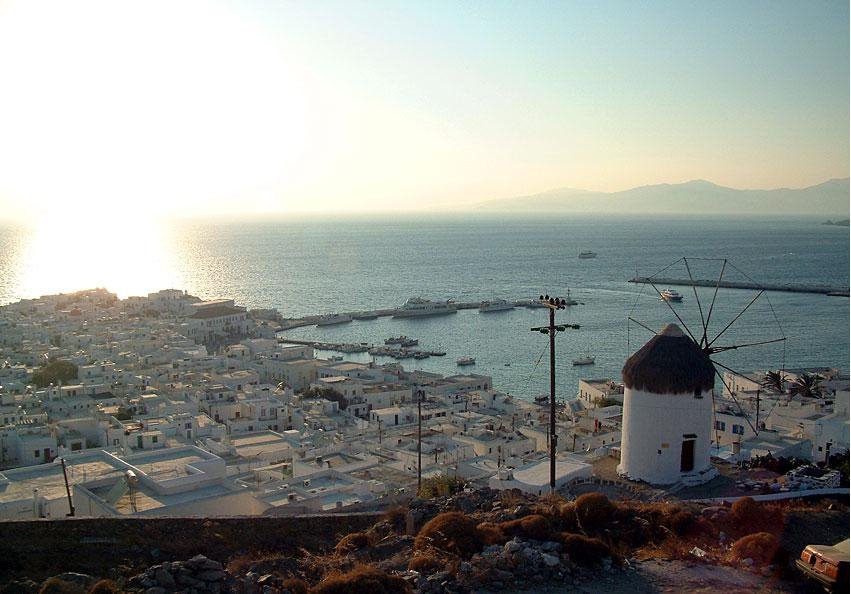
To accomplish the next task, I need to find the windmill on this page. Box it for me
[627,257,787,451]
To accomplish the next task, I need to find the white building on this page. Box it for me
[618,324,718,486]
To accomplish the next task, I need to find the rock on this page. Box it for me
[188,555,223,571]
[541,553,560,567]
[541,540,561,552]
[54,573,96,588]
[427,570,452,583]
[176,574,205,588]
[504,538,522,553]
[144,588,166,594]
[154,567,175,588]
[482,544,501,556]
[197,569,227,582]
[742,558,754,566]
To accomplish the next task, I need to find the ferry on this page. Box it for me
[572,356,595,366]
[578,251,597,259]
[456,356,476,366]
[660,289,683,302]
[352,311,378,320]
[479,298,514,313]
[316,313,353,326]
[393,297,457,318]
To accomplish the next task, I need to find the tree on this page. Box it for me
[32,359,78,388]
[301,386,347,410]
[789,372,824,400]
[760,370,787,394]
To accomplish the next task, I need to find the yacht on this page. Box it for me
[479,298,514,313]
[393,297,457,318]
[456,356,476,366]
[385,335,416,345]
[659,289,683,302]
[315,313,352,326]
[578,251,597,259]
[572,356,595,366]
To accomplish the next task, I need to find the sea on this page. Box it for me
[1,214,848,401]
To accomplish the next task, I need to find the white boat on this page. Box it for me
[316,313,352,326]
[660,289,683,302]
[534,394,549,405]
[393,297,457,318]
[456,356,476,366]
[479,298,514,313]
[578,251,597,259]
[572,356,595,366]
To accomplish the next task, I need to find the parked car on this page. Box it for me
[795,538,849,593]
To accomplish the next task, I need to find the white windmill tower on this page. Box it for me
[618,323,718,485]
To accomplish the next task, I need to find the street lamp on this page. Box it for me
[531,294,580,493]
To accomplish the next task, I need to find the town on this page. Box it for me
[0,287,846,520]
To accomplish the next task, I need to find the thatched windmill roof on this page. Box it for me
[622,324,715,395]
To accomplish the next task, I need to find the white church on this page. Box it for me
[617,324,719,486]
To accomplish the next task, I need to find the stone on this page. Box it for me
[742,558,754,566]
[504,539,522,554]
[541,553,560,567]
[154,568,175,588]
[144,588,166,594]
[176,574,204,588]
[197,569,227,582]
[55,573,96,588]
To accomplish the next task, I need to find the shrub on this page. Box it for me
[728,497,784,536]
[558,502,578,531]
[38,579,85,594]
[559,533,611,566]
[87,581,119,594]
[282,578,309,594]
[574,492,615,531]
[497,514,552,541]
[476,522,506,545]
[418,474,466,499]
[382,505,409,533]
[665,510,695,536]
[310,565,413,594]
[408,552,447,573]
[334,532,371,556]
[414,512,482,558]
[728,532,780,566]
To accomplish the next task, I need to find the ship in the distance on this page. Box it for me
[393,297,458,318]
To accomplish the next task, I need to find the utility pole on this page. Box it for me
[61,458,75,517]
[377,419,383,444]
[531,294,580,493]
[417,389,423,493]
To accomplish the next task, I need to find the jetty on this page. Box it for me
[629,277,849,297]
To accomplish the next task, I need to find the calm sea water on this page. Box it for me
[1,214,848,400]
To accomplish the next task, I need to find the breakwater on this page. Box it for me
[629,277,849,297]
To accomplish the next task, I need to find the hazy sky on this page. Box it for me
[0,0,847,221]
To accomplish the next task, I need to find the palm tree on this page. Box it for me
[761,370,788,394]
[789,373,824,400]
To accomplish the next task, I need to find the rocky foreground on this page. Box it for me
[2,488,847,594]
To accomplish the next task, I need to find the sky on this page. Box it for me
[0,0,848,221]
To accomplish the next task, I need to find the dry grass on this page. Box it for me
[728,532,780,566]
[381,505,409,533]
[476,522,506,546]
[38,579,85,594]
[282,577,310,594]
[413,512,483,558]
[408,551,449,573]
[334,532,372,556]
[309,564,413,594]
[726,497,785,537]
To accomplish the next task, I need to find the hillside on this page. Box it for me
[477,178,850,216]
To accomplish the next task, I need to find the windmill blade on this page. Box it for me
[707,337,787,354]
[706,289,765,349]
[683,257,709,348]
[710,363,759,435]
[702,258,726,349]
[646,278,700,344]
[628,317,658,337]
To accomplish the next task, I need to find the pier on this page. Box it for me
[629,277,849,297]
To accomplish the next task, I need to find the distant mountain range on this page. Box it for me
[476,178,850,216]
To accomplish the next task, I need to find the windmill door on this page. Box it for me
[680,439,695,472]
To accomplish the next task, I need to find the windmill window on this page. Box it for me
[732,424,744,435]
[715,421,726,431]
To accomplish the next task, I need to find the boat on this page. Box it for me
[660,289,683,302]
[578,251,597,259]
[352,311,378,320]
[429,350,446,356]
[479,298,514,313]
[393,297,457,318]
[385,335,416,345]
[572,356,595,366]
[400,338,419,347]
[316,313,352,326]
[456,356,476,366]
[413,352,429,359]
[329,355,343,361]
[534,394,549,405]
